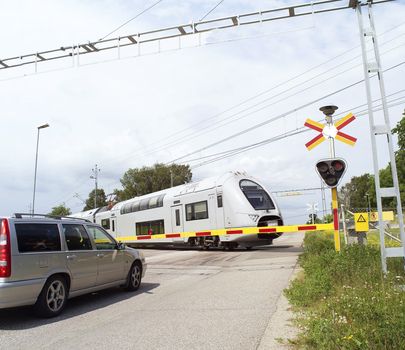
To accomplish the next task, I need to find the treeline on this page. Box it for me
[49,163,192,215]
[339,116,404,210]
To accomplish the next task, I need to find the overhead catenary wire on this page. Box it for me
[99,0,164,41]
[166,58,405,165]
[188,98,405,169]
[199,0,226,21]
[105,32,405,166]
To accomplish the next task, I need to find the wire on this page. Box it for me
[185,95,405,169]
[166,58,405,165]
[99,0,164,41]
[200,0,226,21]
[106,34,405,165]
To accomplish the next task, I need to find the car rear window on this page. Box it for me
[15,223,61,252]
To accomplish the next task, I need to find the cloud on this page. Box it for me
[0,0,404,222]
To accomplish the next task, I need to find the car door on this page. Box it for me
[62,224,98,292]
[86,225,126,286]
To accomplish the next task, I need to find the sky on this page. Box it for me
[0,0,404,224]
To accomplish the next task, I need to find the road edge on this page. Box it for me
[256,263,301,350]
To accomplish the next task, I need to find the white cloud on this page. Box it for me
[0,0,404,223]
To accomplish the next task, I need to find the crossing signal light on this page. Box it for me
[316,158,347,188]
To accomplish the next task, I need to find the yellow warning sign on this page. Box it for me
[354,212,369,232]
[369,211,394,222]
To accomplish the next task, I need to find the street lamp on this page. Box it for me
[32,123,50,215]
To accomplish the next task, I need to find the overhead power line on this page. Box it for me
[166,58,405,165]
[187,97,405,169]
[105,31,405,166]
[99,0,165,41]
[200,0,226,21]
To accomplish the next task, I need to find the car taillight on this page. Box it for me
[0,219,11,277]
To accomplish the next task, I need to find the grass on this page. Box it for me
[284,231,405,350]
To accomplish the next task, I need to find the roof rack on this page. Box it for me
[13,213,91,222]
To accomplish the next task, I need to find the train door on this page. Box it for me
[216,187,225,228]
[171,205,184,233]
[111,218,116,238]
[208,193,217,228]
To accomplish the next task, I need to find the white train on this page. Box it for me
[71,171,284,249]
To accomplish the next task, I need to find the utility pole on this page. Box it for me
[320,105,341,252]
[90,165,100,209]
[32,123,50,215]
[170,169,174,188]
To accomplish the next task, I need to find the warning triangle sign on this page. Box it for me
[357,214,367,223]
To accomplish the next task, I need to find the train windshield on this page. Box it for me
[240,180,275,210]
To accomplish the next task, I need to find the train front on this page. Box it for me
[222,174,284,248]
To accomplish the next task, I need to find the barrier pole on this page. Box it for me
[332,187,340,252]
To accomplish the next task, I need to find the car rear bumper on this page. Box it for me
[0,278,45,309]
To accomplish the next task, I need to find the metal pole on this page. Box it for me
[32,123,49,215]
[341,204,348,245]
[355,3,387,272]
[320,105,340,252]
[367,2,405,269]
[90,164,100,209]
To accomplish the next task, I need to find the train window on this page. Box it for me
[120,194,166,214]
[175,209,180,226]
[149,196,158,209]
[101,219,110,230]
[121,203,131,215]
[136,220,165,235]
[140,198,149,210]
[186,201,208,221]
[157,194,165,207]
[112,220,115,232]
[217,195,223,208]
[130,201,138,212]
[239,179,275,210]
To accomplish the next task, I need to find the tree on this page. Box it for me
[339,173,375,210]
[115,163,192,201]
[83,188,108,211]
[339,113,405,209]
[49,204,71,216]
[378,113,405,208]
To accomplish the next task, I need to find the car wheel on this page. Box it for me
[34,275,68,318]
[126,262,142,291]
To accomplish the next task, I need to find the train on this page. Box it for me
[70,171,284,249]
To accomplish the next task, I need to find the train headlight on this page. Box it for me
[249,214,259,222]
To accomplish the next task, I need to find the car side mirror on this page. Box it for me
[117,242,126,250]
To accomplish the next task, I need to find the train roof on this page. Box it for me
[110,171,250,210]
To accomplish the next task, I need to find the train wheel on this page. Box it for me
[245,246,252,250]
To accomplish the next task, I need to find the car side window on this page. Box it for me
[15,223,61,253]
[87,226,117,250]
[62,224,93,251]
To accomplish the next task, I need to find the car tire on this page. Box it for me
[34,275,68,318]
[125,262,142,291]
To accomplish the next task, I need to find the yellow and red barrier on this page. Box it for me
[117,223,334,243]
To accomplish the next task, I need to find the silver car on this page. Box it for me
[0,214,147,317]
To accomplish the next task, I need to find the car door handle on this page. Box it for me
[97,253,105,258]
[67,255,77,260]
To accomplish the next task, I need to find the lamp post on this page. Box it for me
[32,123,50,215]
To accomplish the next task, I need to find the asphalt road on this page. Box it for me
[0,232,304,350]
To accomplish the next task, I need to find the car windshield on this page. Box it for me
[240,179,275,210]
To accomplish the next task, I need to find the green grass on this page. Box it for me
[285,231,405,350]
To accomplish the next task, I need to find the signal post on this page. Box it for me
[305,105,357,252]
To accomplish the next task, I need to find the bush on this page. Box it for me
[285,231,405,349]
